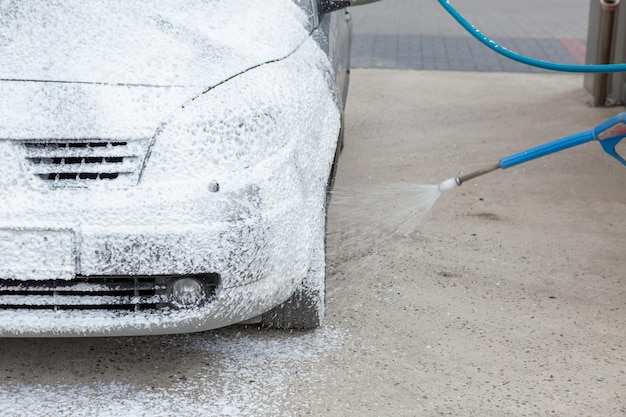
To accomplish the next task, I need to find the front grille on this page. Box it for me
[17,139,151,188]
[0,274,219,311]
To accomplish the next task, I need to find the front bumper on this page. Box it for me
[0,275,295,337]
[0,173,315,336]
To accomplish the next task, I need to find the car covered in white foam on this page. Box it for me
[0,0,377,336]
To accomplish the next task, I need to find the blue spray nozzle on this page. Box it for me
[435,0,626,190]
[448,114,626,190]
[498,113,626,170]
[498,129,595,169]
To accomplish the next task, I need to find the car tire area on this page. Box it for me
[259,119,344,330]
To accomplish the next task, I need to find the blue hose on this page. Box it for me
[438,0,626,73]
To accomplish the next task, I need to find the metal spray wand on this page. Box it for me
[437,113,626,192]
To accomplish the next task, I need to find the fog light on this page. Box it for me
[169,278,205,308]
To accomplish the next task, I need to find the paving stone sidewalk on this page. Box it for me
[350,0,590,72]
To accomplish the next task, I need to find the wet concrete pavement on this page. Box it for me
[1,1,625,416]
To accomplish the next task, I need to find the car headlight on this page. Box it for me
[140,38,342,188]
[142,70,295,185]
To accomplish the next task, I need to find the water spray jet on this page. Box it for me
[438,113,626,192]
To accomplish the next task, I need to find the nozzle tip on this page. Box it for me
[437,177,460,192]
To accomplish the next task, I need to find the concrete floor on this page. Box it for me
[324,69,626,416]
[0,69,624,416]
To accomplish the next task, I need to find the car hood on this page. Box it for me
[0,0,311,139]
[0,0,310,87]
[1,82,202,140]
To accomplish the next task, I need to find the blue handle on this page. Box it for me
[593,113,626,167]
[599,137,626,166]
[499,130,594,169]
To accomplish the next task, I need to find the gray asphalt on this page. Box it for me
[350,0,590,71]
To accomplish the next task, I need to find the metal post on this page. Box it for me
[606,3,626,104]
[584,0,621,106]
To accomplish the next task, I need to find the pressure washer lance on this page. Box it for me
[438,112,626,192]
